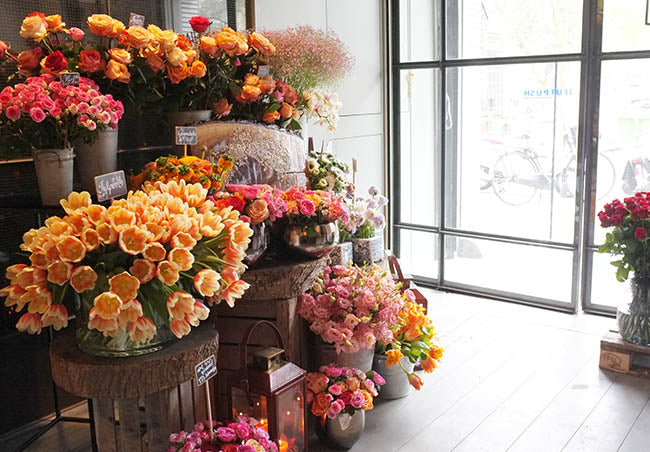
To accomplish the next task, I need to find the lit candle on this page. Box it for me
[259,418,268,431]
[279,439,289,452]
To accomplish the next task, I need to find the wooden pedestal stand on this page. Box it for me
[600,329,650,378]
[50,325,219,452]
[213,256,327,416]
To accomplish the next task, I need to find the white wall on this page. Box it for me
[254,0,386,197]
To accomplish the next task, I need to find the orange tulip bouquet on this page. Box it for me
[0,181,252,356]
[375,296,444,390]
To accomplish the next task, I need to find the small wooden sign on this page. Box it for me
[257,65,270,77]
[128,13,145,27]
[60,72,80,87]
[94,170,127,202]
[195,355,217,386]
[175,126,198,146]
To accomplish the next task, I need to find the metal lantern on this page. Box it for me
[228,320,307,452]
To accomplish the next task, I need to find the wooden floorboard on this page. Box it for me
[9,289,650,452]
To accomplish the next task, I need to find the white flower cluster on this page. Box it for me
[302,88,343,131]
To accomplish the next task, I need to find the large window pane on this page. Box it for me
[399,0,440,62]
[398,229,439,280]
[399,69,440,226]
[444,236,574,303]
[588,250,631,310]
[602,0,650,52]
[446,0,582,59]
[445,63,581,243]
[593,59,650,246]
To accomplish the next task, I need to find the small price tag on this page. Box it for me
[60,72,80,87]
[128,13,145,27]
[257,65,270,77]
[94,170,127,202]
[195,355,217,386]
[175,126,198,145]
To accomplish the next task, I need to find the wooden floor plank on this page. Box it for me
[617,397,650,452]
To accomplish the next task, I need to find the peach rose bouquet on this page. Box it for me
[0,180,252,356]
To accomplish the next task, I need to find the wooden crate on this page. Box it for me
[599,329,650,378]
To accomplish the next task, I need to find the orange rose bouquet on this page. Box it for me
[375,296,444,390]
[0,181,252,356]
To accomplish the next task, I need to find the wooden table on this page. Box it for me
[50,324,219,452]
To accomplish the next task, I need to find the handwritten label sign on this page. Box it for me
[175,126,198,145]
[94,170,127,202]
[60,72,80,87]
[128,13,145,27]
[195,355,217,386]
[257,65,270,77]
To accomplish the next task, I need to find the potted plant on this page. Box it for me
[306,365,384,450]
[0,74,123,205]
[374,296,444,399]
[168,416,279,452]
[281,186,349,258]
[0,180,252,356]
[298,264,407,371]
[210,184,289,266]
[598,193,650,345]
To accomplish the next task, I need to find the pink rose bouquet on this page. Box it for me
[168,416,278,452]
[210,184,288,225]
[282,186,349,227]
[306,365,384,418]
[0,74,123,155]
[298,264,407,354]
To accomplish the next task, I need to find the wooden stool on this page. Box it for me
[50,324,219,452]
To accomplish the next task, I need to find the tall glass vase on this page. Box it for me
[617,276,650,346]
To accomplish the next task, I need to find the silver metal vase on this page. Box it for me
[314,411,365,450]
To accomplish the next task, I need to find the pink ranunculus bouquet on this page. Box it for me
[306,365,384,418]
[282,186,349,227]
[168,416,278,452]
[297,264,407,354]
[0,74,123,153]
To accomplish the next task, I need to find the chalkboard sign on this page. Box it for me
[129,13,145,27]
[195,355,217,386]
[257,65,270,77]
[61,72,80,87]
[175,126,198,145]
[94,170,127,202]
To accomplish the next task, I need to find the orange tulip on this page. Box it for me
[56,236,87,263]
[170,318,191,338]
[80,228,100,251]
[109,272,140,302]
[70,266,97,293]
[41,304,69,331]
[47,261,72,286]
[143,242,167,261]
[407,373,423,390]
[194,269,220,297]
[16,313,42,334]
[157,260,180,285]
[129,316,157,344]
[119,225,150,255]
[92,292,122,320]
[130,259,156,284]
[168,248,194,271]
[117,299,143,328]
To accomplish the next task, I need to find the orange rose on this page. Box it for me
[78,49,106,73]
[244,73,259,86]
[167,63,190,84]
[108,48,133,65]
[311,392,332,417]
[124,26,152,49]
[87,14,114,37]
[105,59,130,83]
[247,199,269,225]
[263,111,280,123]
[239,84,261,103]
[248,32,276,56]
[165,46,186,66]
[279,102,293,119]
[213,98,231,117]
[17,49,42,71]
[200,36,218,56]
[109,19,126,39]
[190,60,206,78]
[215,26,248,56]
[361,389,374,410]
[145,51,165,72]
[20,15,48,40]
[258,75,276,94]
[44,15,65,32]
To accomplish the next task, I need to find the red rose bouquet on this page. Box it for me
[211,184,288,226]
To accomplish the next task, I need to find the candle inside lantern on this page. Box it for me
[279,439,289,452]
[258,418,268,431]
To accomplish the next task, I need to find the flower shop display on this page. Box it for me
[211,184,288,266]
[341,186,388,265]
[305,149,351,194]
[297,264,408,371]
[168,417,279,452]
[1,180,252,356]
[598,193,650,345]
[229,321,307,452]
[281,186,349,258]
[130,154,234,193]
[374,296,444,398]
[306,365,384,449]
[0,74,123,204]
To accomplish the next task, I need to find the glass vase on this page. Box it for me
[617,276,650,346]
[75,293,175,357]
[283,222,339,259]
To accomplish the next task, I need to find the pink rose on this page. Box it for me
[326,366,343,378]
[5,105,21,121]
[299,198,316,216]
[372,371,386,386]
[350,391,365,409]
[216,427,237,442]
[29,107,45,123]
[326,399,345,418]
[68,27,84,41]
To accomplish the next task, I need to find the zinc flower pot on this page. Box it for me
[314,411,365,450]
[283,222,339,259]
[75,126,119,195]
[618,276,650,346]
[32,148,74,206]
[373,354,414,399]
[314,340,374,372]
